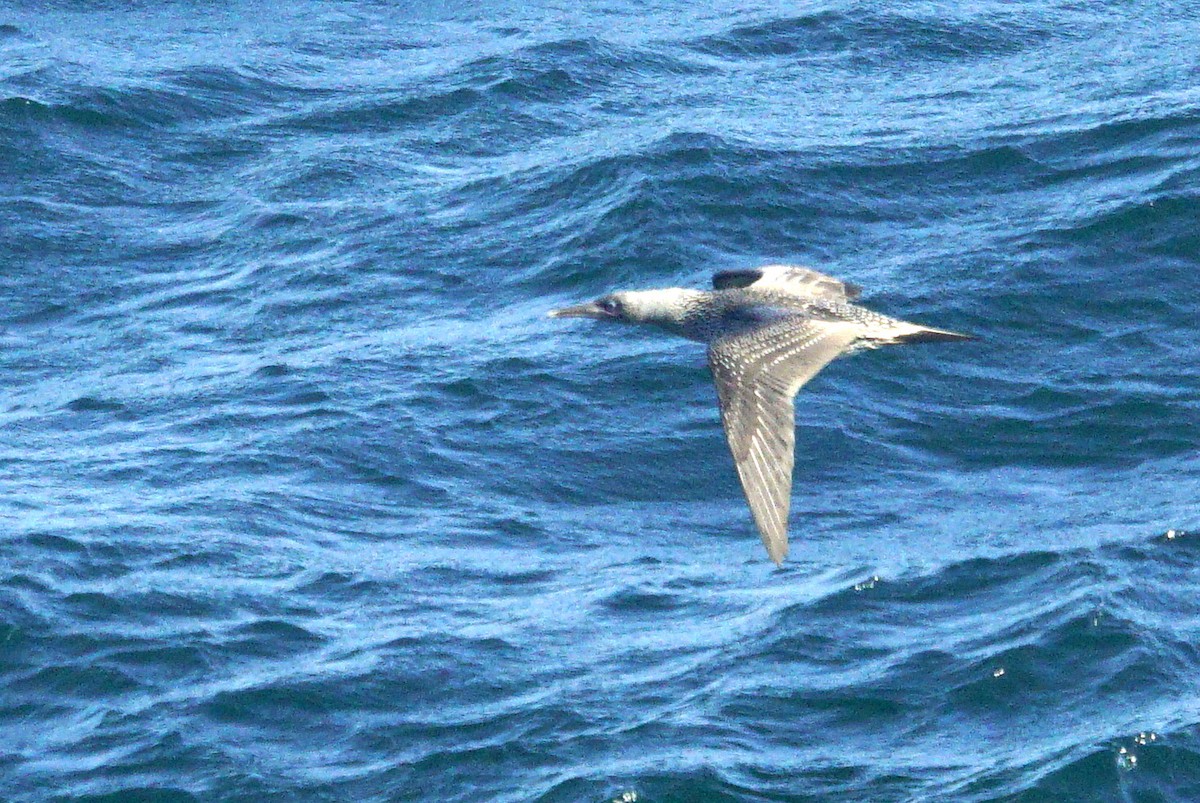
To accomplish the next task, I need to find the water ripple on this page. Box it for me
[3,2,1199,801]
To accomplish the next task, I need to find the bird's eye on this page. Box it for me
[600,298,621,315]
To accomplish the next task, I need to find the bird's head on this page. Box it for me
[548,288,700,333]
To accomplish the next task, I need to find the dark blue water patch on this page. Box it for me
[9,663,142,700]
[688,7,1068,64]
[21,531,89,555]
[4,300,72,328]
[158,64,326,111]
[103,642,214,680]
[277,84,483,136]
[293,570,388,602]
[598,586,688,615]
[50,789,201,803]
[63,396,128,415]
[1053,193,1200,258]
[55,588,226,626]
[0,94,58,123]
[911,390,1200,470]
[0,81,249,133]
[1018,106,1200,173]
[229,619,326,653]
[999,733,1200,802]
[448,132,1066,300]
[274,35,710,142]
[248,206,309,228]
[473,35,716,95]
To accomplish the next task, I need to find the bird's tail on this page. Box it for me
[894,325,976,344]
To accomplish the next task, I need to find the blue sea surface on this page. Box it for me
[2,2,1199,801]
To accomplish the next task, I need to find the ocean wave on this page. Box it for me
[688,8,1065,63]
[4,3,1200,801]
[0,63,310,135]
[266,36,704,142]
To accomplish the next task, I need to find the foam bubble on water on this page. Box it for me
[1135,731,1157,745]
[853,575,881,592]
[611,792,638,803]
[1116,746,1137,771]
[992,667,1005,678]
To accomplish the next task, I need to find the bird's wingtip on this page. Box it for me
[899,327,977,344]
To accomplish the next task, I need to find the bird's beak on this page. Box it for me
[548,301,607,320]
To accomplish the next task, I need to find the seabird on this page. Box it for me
[549,264,973,565]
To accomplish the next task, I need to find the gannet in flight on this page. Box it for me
[549,264,972,565]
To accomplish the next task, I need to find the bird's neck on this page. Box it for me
[633,289,710,341]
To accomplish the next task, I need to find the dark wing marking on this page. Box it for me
[712,269,768,290]
[712,264,862,301]
[707,317,860,564]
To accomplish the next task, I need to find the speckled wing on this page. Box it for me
[707,317,860,564]
[712,264,862,302]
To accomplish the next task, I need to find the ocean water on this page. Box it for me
[2,1,1199,800]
